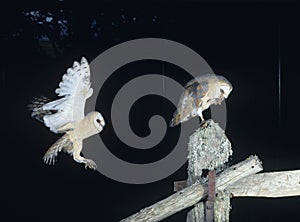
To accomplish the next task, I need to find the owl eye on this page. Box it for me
[220,89,225,94]
[96,119,101,124]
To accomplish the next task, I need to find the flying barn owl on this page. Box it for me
[170,74,232,127]
[29,57,105,170]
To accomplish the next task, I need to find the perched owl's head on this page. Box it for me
[217,75,233,99]
[86,111,105,132]
[220,84,232,98]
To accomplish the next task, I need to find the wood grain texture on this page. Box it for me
[120,156,262,222]
[228,169,300,197]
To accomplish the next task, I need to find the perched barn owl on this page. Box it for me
[29,57,105,170]
[170,74,232,127]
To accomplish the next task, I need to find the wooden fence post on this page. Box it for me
[120,156,262,222]
[186,119,232,222]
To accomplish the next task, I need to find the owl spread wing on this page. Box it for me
[42,57,93,133]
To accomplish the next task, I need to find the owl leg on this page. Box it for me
[72,141,97,170]
[197,109,209,127]
[197,109,205,123]
[73,153,97,170]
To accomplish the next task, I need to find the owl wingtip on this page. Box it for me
[73,61,80,68]
[169,118,178,127]
[81,57,88,64]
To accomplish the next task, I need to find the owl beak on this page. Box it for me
[98,115,105,127]
[96,113,105,129]
[100,119,105,127]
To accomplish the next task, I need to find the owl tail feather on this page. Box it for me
[169,114,181,127]
[28,96,52,123]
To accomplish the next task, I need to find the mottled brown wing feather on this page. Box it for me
[189,80,208,99]
[170,79,208,126]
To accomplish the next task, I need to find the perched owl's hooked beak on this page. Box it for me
[220,85,232,99]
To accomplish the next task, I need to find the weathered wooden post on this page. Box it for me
[186,119,232,222]
[120,155,263,222]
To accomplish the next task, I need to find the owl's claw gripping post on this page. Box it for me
[200,120,208,127]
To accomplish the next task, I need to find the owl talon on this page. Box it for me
[84,159,97,170]
[200,120,209,127]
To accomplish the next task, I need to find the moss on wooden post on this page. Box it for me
[187,119,232,222]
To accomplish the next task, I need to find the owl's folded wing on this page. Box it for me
[42,57,93,133]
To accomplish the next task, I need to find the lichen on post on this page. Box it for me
[214,190,231,222]
[187,119,232,222]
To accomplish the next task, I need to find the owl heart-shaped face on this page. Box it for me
[220,84,232,98]
[96,116,105,127]
[93,112,105,131]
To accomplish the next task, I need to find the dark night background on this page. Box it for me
[2,0,300,221]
